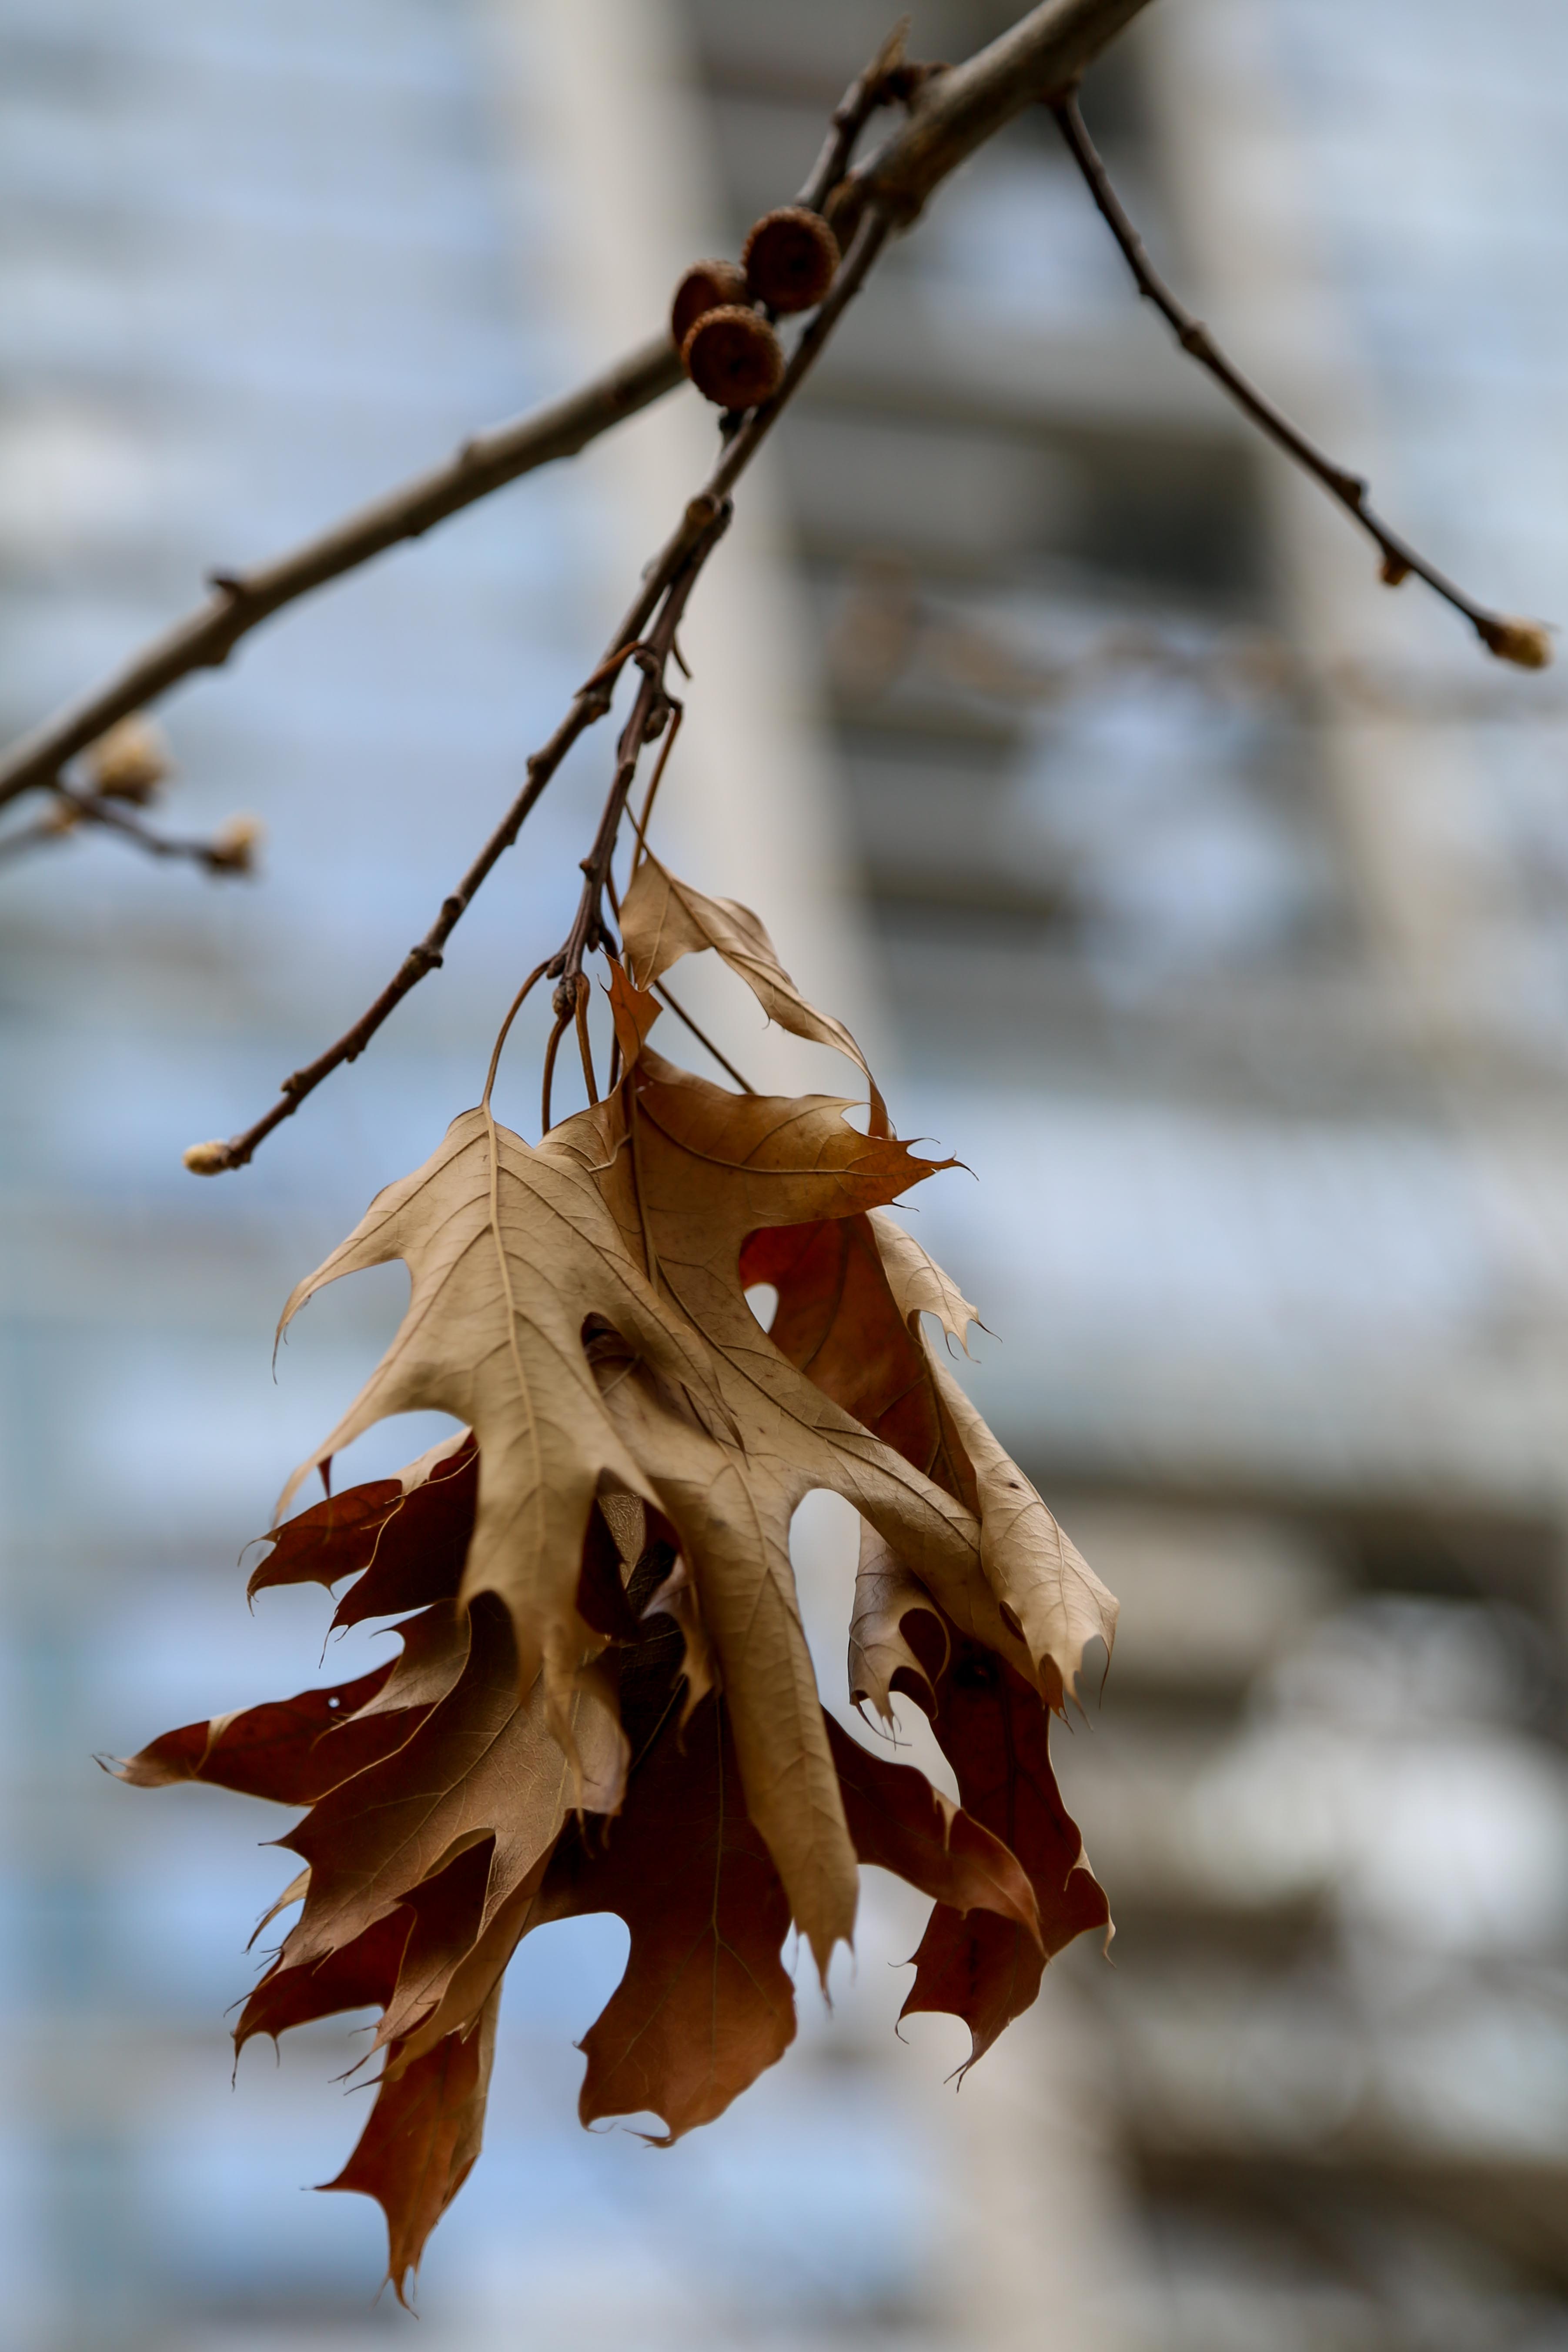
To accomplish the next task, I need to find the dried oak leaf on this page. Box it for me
[748,1196,1112,2058]
[619,851,887,1133]
[873,1213,1118,1711]
[274,1594,622,1985]
[321,1984,500,2305]
[899,1622,1110,2070]
[126,909,1118,2283]
[116,1637,442,1797]
[555,1049,1050,1971]
[276,1045,1024,1978]
[541,1685,794,2142]
[247,1428,475,1628]
[527,1600,1040,2143]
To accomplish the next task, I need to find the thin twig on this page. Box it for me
[185,510,720,1172]
[481,959,550,1110]
[552,188,883,966]
[183,2,1159,1176]
[572,975,599,1106]
[836,0,1153,240]
[1050,92,1552,669]
[540,1001,571,1139]
[0,0,1155,828]
[796,20,918,213]
[0,788,259,875]
[628,699,685,877]
[197,192,887,1176]
[550,517,731,1002]
[0,339,684,813]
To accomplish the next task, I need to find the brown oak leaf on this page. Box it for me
[618,852,887,1132]
[320,1985,500,2305]
[127,969,1117,2286]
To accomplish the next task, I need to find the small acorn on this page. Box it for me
[742,206,839,315]
[681,305,784,411]
[670,258,748,351]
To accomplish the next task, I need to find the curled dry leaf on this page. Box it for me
[619,850,888,1133]
[121,947,1116,2292]
[849,1524,949,1724]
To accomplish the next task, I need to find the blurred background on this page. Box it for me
[4,0,1568,2345]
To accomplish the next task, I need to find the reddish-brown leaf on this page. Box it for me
[374,1835,496,2052]
[901,1628,1109,2068]
[322,1986,499,2305]
[741,1215,976,1508]
[544,1690,795,2142]
[117,1662,406,1805]
[246,1436,476,1628]
[755,1210,1110,2064]
[278,1596,621,1980]
[825,1712,1039,1937]
[237,1907,411,2051]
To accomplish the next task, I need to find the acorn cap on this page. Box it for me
[671,258,748,351]
[742,206,839,315]
[681,306,784,411]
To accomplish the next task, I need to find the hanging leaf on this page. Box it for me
[619,853,888,1133]
[124,1021,1117,2292]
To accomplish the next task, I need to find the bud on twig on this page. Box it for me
[84,713,171,805]
[1478,615,1554,670]
[181,1139,231,1176]
[206,814,263,874]
[742,207,839,314]
[681,307,784,410]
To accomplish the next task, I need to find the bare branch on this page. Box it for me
[0,335,684,813]
[0,789,260,875]
[795,20,918,213]
[1050,92,1553,669]
[0,0,1158,825]
[182,507,720,1174]
[835,0,1153,237]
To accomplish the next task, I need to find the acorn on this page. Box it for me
[742,206,839,314]
[681,305,784,411]
[670,258,748,351]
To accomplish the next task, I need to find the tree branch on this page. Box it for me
[1050,92,1552,669]
[0,789,260,875]
[189,198,898,1176]
[834,0,1153,236]
[187,0,1115,1181]
[0,335,684,813]
[0,0,1158,826]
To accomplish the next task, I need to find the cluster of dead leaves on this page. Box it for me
[119,859,1116,2299]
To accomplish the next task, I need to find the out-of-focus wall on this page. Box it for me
[7,3,1568,2350]
[0,2,1048,2347]
[671,3,1568,2345]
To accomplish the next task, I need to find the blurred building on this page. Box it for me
[3,2,1568,2349]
